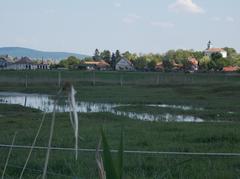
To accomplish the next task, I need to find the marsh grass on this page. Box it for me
[1,132,17,179]
[97,127,124,179]
[0,111,240,178]
[0,71,240,178]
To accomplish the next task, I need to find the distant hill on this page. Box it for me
[0,47,88,60]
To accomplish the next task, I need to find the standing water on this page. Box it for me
[0,92,204,122]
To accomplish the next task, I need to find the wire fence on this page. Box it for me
[0,70,239,88]
[1,144,240,157]
[1,143,240,178]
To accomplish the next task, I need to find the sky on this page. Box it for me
[0,0,239,55]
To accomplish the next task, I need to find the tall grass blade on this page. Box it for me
[42,89,62,179]
[117,127,124,179]
[68,85,79,160]
[1,132,17,179]
[101,128,118,179]
[96,138,106,179]
[19,112,46,179]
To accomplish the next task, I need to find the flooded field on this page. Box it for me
[0,92,203,122]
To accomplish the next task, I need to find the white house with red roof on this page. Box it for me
[204,41,227,58]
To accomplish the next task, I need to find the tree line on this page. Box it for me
[54,47,240,71]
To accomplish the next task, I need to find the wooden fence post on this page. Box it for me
[156,73,160,85]
[120,73,123,87]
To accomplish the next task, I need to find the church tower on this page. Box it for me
[207,40,212,49]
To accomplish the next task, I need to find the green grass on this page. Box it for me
[0,105,240,178]
[0,71,240,178]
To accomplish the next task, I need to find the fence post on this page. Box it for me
[156,73,160,85]
[58,71,61,88]
[120,73,123,87]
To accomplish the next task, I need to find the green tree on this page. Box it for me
[82,57,93,62]
[162,59,174,71]
[115,50,121,62]
[192,51,204,60]
[224,47,237,58]
[199,56,211,70]
[211,52,222,61]
[165,50,176,61]
[147,60,157,71]
[215,58,230,70]
[175,49,191,64]
[100,50,111,63]
[93,49,101,61]
[59,56,80,69]
[122,51,138,61]
[133,56,148,70]
[111,53,116,70]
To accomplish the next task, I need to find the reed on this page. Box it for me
[19,113,46,179]
[96,127,124,179]
[1,132,17,179]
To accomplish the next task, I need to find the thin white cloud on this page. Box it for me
[122,14,141,24]
[210,16,235,23]
[114,2,121,8]
[226,16,234,23]
[150,21,175,28]
[210,17,221,22]
[169,0,204,14]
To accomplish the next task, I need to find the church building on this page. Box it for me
[204,41,227,58]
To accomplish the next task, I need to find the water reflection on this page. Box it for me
[147,104,204,111]
[0,92,204,122]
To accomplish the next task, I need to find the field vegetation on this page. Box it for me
[0,70,240,178]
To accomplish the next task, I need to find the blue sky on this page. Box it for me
[0,0,239,55]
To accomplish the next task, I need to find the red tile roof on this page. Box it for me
[15,57,33,64]
[223,66,239,72]
[205,48,225,53]
[188,57,198,65]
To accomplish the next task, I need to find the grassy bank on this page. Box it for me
[0,105,240,178]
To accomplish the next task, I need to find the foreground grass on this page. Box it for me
[0,105,240,178]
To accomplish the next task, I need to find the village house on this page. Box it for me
[6,57,37,70]
[6,57,50,70]
[0,55,14,69]
[115,58,135,71]
[155,62,164,71]
[204,41,227,58]
[76,60,110,71]
[36,60,50,70]
[172,62,184,72]
[185,57,199,72]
